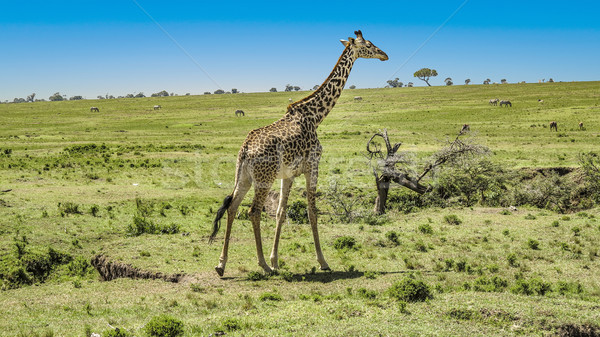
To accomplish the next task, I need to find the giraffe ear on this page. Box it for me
[340,39,349,47]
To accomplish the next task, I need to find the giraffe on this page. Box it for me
[210,30,388,277]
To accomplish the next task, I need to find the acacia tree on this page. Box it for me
[367,128,488,214]
[464,79,471,85]
[444,77,453,86]
[413,68,438,86]
[387,78,403,88]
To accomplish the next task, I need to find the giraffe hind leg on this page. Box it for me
[250,186,273,274]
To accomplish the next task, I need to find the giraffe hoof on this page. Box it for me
[320,266,331,272]
[215,266,224,277]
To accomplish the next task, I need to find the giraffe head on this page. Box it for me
[340,30,388,61]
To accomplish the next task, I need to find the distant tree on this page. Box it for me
[413,68,438,86]
[49,92,64,101]
[135,92,145,98]
[500,79,507,84]
[125,94,135,98]
[407,82,414,87]
[13,97,26,103]
[483,79,491,85]
[269,87,277,92]
[107,95,115,99]
[26,93,36,102]
[293,86,301,91]
[185,93,190,96]
[231,88,238,94]
[151,90,169,97]
[69,96,83,100]
[214,89,225,94]
[97,95,105,99]
[387,78,403,88]
[548,78,554,83]
[284,84,294,92]
[203,92,211,95]
[464,79,471,85]
[444,77,453,86]
[349,85,356,89]
[313,85,319,90]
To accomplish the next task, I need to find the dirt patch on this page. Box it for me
[91,254,183,283]
[556,323,600,337]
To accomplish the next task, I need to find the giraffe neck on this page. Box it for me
[287,46,356,126]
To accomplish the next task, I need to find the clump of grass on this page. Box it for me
[126,215,180,236]
[385,231,400,246]
[387,276,433,302]
[472,275,508,292]
[506,253,519,267]
[143,314,184,337]
[357,287,377,299]
[551,220,560,227]
[58,202,82,216]
[527,238,540,250]
[443,214,462,225]
[218,318,242,332]
[102,327,132,337]
[418,223,433,234]
[259,292,282,301]
[246,271,268,281]
[510,277,552,296]
[333,236,357,251]
[524,213,536,220]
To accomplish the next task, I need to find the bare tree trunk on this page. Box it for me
[374,176,391,215]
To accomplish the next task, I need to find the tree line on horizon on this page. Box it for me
[3,68,557,104]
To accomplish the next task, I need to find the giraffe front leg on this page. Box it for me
[305,165,330,271]
[270,178,293,270]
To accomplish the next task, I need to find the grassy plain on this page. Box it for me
[1,81,599,336]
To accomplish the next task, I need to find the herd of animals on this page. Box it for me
[88,96,586,134]
[488,97,584,131]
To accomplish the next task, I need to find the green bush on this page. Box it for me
[527,239,540,250]
[418,223,433,234]
[287,200,308,224]
[143,315,184,337]
[66,256,91,277]
[385,231,400,246]
[333,236,357,251]
[510,278,552,296]
[387,277,433,302]
[443,214,462,226]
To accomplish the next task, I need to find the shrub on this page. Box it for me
[333,236,357,251]
[472,276,508,292]
[143,315,184,337]
[220,318,242,332]
[507,253,519,267]
[67,256,91,277]
[287,200,308,224]
[357,287,377,299]
[443,214,462,226]
[510,278,552,296]
[387,277,433,302]
[246,271,267,281]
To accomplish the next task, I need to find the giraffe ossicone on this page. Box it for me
[210,30,388,277]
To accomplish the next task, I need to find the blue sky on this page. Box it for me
[1,1,599,101]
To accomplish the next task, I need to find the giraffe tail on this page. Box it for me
[209,194,233,243]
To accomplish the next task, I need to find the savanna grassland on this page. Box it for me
[1,81,600,336]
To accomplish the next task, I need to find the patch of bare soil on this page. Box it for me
[91,254,183,282]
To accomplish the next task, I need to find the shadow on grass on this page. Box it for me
[290,270,409,283]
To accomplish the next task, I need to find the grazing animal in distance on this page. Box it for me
[210,30,388,277]
[499,100,512,107]
[460,124,470,134]
[550,121,558,131]
[538,99,544,103]
[354,96,363,101]
[90,107,99,112]
[579,122,584,130]
[489,98,499,106]
[153,105,162,110]
[235,109,245,117]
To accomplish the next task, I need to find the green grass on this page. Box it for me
[1,82,600,336]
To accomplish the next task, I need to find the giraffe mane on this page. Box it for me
[287,44,352,110]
